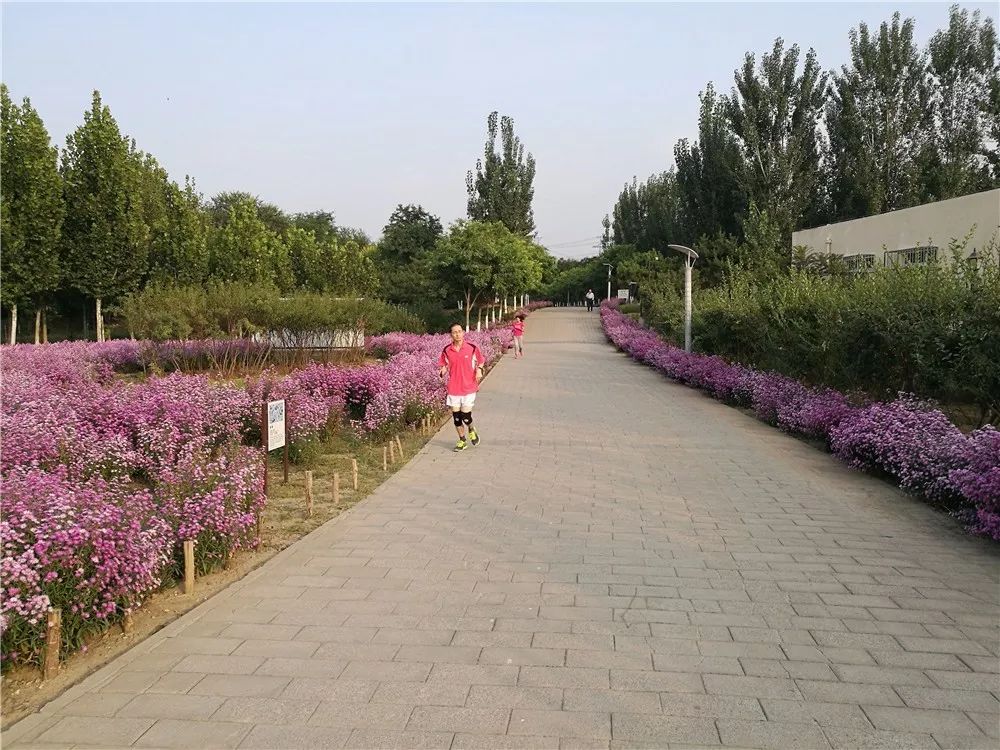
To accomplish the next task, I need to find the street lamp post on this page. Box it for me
[602,263,614,301]
[667,244,699,353]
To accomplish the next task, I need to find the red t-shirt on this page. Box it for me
[512,320,524,337]
[438,341,482,396]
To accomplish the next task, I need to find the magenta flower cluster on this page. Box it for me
[600,301,999,539]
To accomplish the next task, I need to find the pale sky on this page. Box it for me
[3,2,996,257]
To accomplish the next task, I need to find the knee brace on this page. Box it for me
[460,411,473,425]
[452,411,463,427]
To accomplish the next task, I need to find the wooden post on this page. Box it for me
[305,470,314,517]
[332,472,340,504]
[183,540,195,594]
[261,402,269,495]
[351,458,358,490]
[122,611,134,634]
[382,446,388,471]
[43,608,61,680]
[388,440,396,464]
[395,435,404,459]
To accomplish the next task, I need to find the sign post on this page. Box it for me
[262,399,287,495]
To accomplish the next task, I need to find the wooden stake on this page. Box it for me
[183,540,195,594]
[395,435,404,459]
[333,472,340,504]
[383,445,388,471]
[351,458,358,490]
[43,608,61,680]
[305,470,314,517]
[389,440,396,464]
[122,611,134,634]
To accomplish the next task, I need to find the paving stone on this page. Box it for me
[308,701,414,729]
[36,717,154,746]
[281,678,378,702]
[133,718,250,748]
[519,666,609,688]
[427,663,519,685]
[116,693,224,720]
[562,688,661,713]
[659,694,764,720]
[610,713,719,745]
[340,660,431,682]
[479,647,565,666]
[610,670,704,693]
[238,724,353,749]
[761,699,871,728]
[717,719,831,748]
[510,709,611,739]
[371,681,470,706]
[703,674,802,700]
[930,733,999,749]
[863,705,984,735]
[895,685,1000,712]
[343,729,455,749]
[406,706,509,734]
[822,727,938,749]
[795,680,904,706]
[144,672,204,695]
[189,674,291,698]
[832,664,935,686]
[452,734,560,750]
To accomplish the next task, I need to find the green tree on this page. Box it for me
[674,83,747,243]
[1,87,64,344]
[208,196,290,289]
[209,191,290,235]
[466,111,537,237]
[611,172,683,252]
[285,226,324,291]
[61,91,148,341]
[426,220,519,329]
[292,211,338,244]
[825,13,931,219]
[926,4,999,197]
[726,39,828,240]
[376,204,442,303]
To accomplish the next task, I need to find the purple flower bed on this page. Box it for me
[0,304,547,666]
[600,300,999,539]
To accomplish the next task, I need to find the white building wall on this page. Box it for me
[792,189,1000,266]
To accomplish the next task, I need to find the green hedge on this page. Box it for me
[122,283,426,341]
[644,253,1000,424]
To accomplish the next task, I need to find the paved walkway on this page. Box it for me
[7,308,999,749]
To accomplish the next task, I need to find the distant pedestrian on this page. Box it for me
[512,314,526,358]
[585,289,595,312]
[438,323,483,452]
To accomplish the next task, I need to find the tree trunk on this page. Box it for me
[464,292,471,331]
[9,303,17,345]
[42,309,49,344]
[476,306,482,331]
[34,308,42,344]
[96,297,103,343]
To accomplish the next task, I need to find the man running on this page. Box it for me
[585,288,596,312]
[438,323,483,451]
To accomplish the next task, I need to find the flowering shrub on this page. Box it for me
[1,468,171,663]
[0,305,546,667]
[600,300,999,539]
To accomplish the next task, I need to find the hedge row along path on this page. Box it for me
[6,307,998,749]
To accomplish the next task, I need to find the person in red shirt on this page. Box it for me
[512,314,526,358]
[438,323,483,451]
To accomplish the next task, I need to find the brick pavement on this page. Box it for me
[5,308,999,749]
